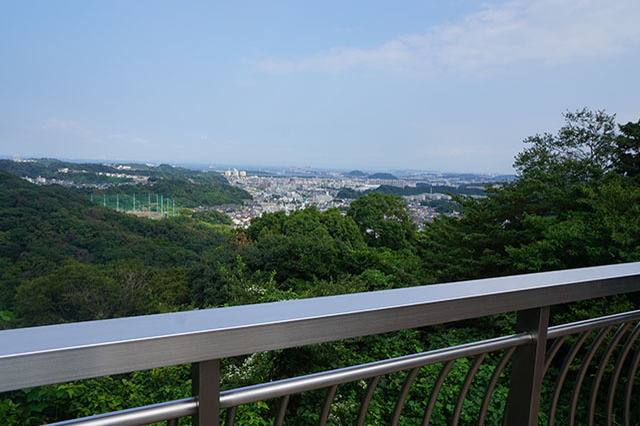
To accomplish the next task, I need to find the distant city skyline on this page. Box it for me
[2,0,640,174]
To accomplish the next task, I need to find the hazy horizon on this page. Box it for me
[2,154,520,177]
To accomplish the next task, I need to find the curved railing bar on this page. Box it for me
[356,376,380,426]
[46,398,197,426]
[274,395,290,426]
[544,336,568,372]
[219,333,530,408]
[452,354,486,426]
[547,310,640,339]
[606,323,640,426]
[477,347,516,426]
[390,367,420,426]
[224,406,237,426]
[548,330,592,426]
[588,322,632,426]
[568,326,613,426]
[624,347,640,426]
[318,384,338,426]
[422,360,456,426]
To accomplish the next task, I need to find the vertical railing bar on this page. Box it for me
[623,347,640,426]
[422,359,456,426]
[544,336,568,372]
[274,394,290,426]
[547,330,591,426]
[317,385,338,426]
[225,406,237,426]
[192,359,221,426]
[390,367,420,426]
[356,376,381,426]
[606,323,640,426]
[451,353,487,426]
[504,306,550,426]
[568,325,613,426]
[588,322,632,426]
[166,419,178,426]
[477,347,516,426]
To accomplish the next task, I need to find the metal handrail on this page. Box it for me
[1,262,639,393]
[45,333,532,426]
[47,398,197,426]
[43,309,640,426]
[547,309,640,338]
[219,332,531,408]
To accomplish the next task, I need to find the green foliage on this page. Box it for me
[0,365,191,425]
[422,109,640,282]
[191,209,233,225]
[614,119,640,179]
[514,108,617,184]
[348,193,417,250]
[335,187,362,199]
[421,198,458,213]
[14,260,190,326]
[0,171,227,318]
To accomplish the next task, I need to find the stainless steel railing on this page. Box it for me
[44,309,640,426]
[1,262,639,425]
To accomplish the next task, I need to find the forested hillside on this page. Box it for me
[1,109,639,424]
[0,171,233,326]
[0,159,252,207]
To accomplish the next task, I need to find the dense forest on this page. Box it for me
[1,109,639,424]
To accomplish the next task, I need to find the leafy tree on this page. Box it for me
[422,109,640,282]
[15,261,121,325]
[514,108,617,184]
[614,119,640,179]
[347,193,416,250]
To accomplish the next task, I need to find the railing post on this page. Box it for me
[505,306,550,426]
[192,359,221,426]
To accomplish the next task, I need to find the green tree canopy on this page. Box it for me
[422,109,640,282]
[614,119,640,179]
[514,108,617,184]
[347,193,416,250]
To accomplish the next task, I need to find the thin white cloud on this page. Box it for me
[259,0,640,74]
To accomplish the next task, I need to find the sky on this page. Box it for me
[1,0,639,174]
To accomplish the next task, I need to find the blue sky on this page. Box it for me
[1,0,639,173]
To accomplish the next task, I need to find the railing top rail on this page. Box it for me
[1,262,639,392]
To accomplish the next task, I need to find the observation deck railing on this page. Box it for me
[1,263,639,425]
